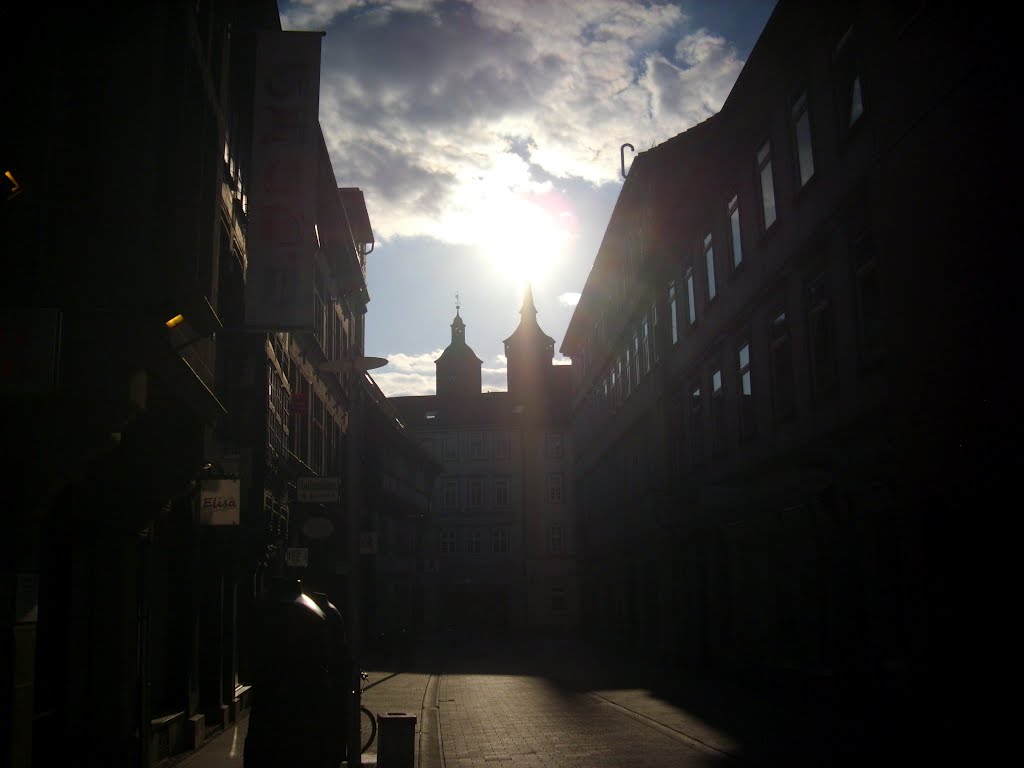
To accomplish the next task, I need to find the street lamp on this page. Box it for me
[318,353,386,767]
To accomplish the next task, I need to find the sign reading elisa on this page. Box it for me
[199,478,240,525]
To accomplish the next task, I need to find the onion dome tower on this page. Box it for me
[435,296,483,398]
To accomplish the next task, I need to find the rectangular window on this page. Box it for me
[686,267,697,325]
[668,281,680,344]
[492,528,510,554]
[853,233,883,364]
[466,530,481,555]
[792,92,815,187]
[642,316,652,372]
[440,529,456,555]
[467,478,483,507]
[738,342,755,442]
[807,271,837,395]
[545,433,564,459]
[704,233,717,301]
[835,25,865,131]
[442,436,457,462]
[494,477,510,507]
[757,141,777,229]
[469,433,484,460]
[548,473,564,503]
[549,523,564,554]
[770,311,796,420]
[650,304,660,363]
[632,330,641,387]
[493,431,510,460]
[711,368,726,454]
[624,346,632,397]
[689,384,704,466]
[443,479,458,509]
[728,195,743,268]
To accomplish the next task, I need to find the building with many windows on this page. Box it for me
[561,0,1011,719]
[391,291,578,633]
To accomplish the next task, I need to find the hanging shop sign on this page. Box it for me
[199,478,241,525]
[297,476,339,503]
[285,547,309,568]
[245,30,323,330]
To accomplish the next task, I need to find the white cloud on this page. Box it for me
[559,292,581,307]
[370,349,441,397]
[371,370,436,397]
[482,366,508,393]
[369,348,511,396]
[286,1,747,244]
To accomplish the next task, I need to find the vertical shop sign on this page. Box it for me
[246,31,322,329]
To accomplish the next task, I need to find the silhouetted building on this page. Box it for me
[1,2,399,766]
[359,377,442,661]
[391,294,578,633]
[561,0,1012,721]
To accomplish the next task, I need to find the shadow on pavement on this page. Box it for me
[405,631,939,767]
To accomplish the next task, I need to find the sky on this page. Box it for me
[279,0,778,397]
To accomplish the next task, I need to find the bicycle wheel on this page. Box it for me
[359,705,377,753]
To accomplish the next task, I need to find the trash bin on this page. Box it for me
[377,711,416,768]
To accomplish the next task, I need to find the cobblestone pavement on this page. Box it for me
[177,633,927,768]
[436,670,729,768]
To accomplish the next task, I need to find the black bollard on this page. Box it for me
[376,712,416,768]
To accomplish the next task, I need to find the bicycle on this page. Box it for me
[358,670,377,753]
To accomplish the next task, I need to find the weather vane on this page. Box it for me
[455,292,461,313]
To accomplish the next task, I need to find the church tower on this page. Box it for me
[503,284,555,399]
[435,298,482,399]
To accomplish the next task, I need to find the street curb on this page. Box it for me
[588,692,740,761]
[419,673,442,768]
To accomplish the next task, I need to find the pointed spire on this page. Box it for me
[450,296,465,342]
[520,282,538,319]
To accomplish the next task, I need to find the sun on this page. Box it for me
[472,188,576,290]
[488,200,566,286]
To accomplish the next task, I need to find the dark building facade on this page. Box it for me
[391,293,579,633]
[358,375,441,663]
[1,3,419,766]
[561,0,1012,720]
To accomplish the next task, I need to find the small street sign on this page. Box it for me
[285,547,308,568]
[297,476,339,503]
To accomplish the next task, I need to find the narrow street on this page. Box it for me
[181,634,913,768]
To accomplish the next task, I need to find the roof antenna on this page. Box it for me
[621,143,635,179]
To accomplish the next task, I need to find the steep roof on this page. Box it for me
[503,283,555,348]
